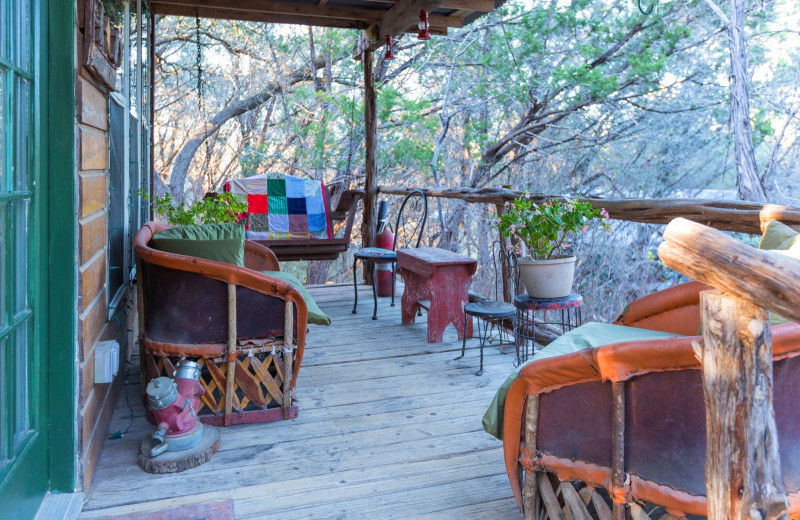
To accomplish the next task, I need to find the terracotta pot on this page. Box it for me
[518,255,576,298]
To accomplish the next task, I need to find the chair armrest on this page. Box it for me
[337,189,364,243]
[244,240,280,271]
[613,281,710,336]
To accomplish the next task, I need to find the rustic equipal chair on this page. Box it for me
[134,222,309,426]
[352,190,428,320]
[456,240,519,376]
[501,281,800,519]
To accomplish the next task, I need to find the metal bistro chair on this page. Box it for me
[456,240,519,376]
[352,190,428,320]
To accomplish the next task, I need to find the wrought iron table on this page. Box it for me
[513,293,584,365]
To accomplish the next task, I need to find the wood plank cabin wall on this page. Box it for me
[75,0,136,491]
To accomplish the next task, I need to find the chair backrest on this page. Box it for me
[493,240,520,302]
[392,190,428,251]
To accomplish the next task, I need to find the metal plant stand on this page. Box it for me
[513,293,584,365]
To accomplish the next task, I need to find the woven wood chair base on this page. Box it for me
[524,471,695,520]
[142,347,297,425]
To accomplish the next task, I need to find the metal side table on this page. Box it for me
[513,293,584,365]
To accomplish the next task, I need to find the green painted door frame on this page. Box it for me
[0,1,76,517]
[46,0,77,495]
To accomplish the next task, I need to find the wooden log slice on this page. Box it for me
[138,425,220,474]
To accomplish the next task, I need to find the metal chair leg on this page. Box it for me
[352,257,359,314]
[390,261,396,306]
[455,311,468,360]
[476,319,486,376]
[370,262,378,320]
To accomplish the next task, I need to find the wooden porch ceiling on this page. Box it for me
[150,0,501,42]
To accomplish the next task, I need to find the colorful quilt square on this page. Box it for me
[287,197,307,215]
[268,195,288,214]
[305,195,325,215]
[268,213,289,232]
[307,213,328,233]
[267,178,286,197]
[249,213,270,232]
[304,180,323,197]
[247,194,269,213]
[286,176,306,198]
[289,214,310,232]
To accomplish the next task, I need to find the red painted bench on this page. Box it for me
[396,247,477,343]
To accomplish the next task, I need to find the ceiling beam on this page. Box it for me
[151,3,371,29]
[369,0,494,12]
[368,0,447,51]
[152,0,464,28]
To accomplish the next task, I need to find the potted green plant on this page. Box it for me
[495,196,611,298]
[146,192,248,226]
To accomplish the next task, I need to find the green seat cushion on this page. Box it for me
[259,271,331,326]
[758,221,800,252]
[758,221,800,326]
[152,222,246,266]
[482,322,684,440]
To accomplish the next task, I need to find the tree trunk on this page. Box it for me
[167,56,329,202]
[698,290,787,520]
[727,0,767,202]
[361,49,378,284]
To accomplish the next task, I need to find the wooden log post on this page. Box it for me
[360,49,377,284]
[657,218,800,520]
[225,283,238,426]
[522,395,538,518]
[699,290,788,520]
[282,300,294,418]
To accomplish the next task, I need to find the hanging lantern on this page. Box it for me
[418,9,431,41]
[384,35,395,60]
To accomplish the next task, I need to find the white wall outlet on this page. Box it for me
[94,340,120,384]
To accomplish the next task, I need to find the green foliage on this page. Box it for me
[495,197,611,260]
[147,192,249,226]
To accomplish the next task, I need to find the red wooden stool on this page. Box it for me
[396,247,477,343]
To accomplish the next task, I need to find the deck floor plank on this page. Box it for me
[80,285,519,519]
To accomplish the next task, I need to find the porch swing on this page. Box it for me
[191,15,364,262]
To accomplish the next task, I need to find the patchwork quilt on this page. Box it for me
[224,173,332,240]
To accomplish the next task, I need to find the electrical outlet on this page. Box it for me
[94,340,120,384]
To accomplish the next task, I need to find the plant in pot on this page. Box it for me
[144,191,248,226]
[496,197,610,299]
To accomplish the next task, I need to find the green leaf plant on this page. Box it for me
[495,196,611,260]
[142,190,249,226]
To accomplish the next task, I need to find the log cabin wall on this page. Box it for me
[75,0,136,491]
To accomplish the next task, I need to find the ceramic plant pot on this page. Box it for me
[517,255,576,298]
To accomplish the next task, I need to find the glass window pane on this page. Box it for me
[13,199,27,315]
[0,338,7,461]
[0,0,7,61]
[0,204,5,328]
[12,324,28,444]
[13,76,29,192]
[13,0,30,70]
[0,70,5,192]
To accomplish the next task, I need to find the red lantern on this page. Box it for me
[418,9,431,41]
[384,35,395,60]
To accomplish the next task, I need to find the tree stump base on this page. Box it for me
[138,425,220,474]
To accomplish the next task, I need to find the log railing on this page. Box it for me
[659,218,800,520]
[377,185,800,234]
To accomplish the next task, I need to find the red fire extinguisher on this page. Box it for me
[375,201,395,297]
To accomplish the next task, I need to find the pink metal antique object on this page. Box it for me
[397,247,477,343]
[146,361,206,457]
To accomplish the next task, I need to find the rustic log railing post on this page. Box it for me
[658,217,800,520]
[361,49,377,284]
[522,395,538,518]
[282,300,294,419]
[225,283,238,426]
[698,290,787,520]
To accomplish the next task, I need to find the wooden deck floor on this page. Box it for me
[80,284,520,519]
